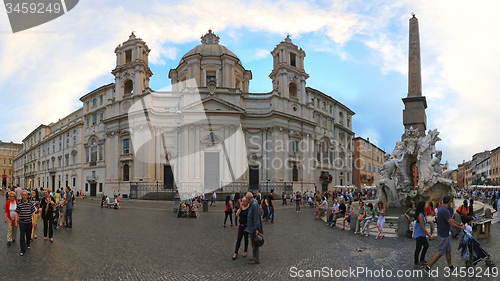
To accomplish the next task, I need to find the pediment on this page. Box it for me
[184,96,245,114]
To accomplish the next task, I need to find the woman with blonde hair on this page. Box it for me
[40,188,56,242]
[4,191,17,246]
[31,189,40,240]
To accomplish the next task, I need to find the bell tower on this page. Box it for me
[269,35,309,104]
[111,32,153,100]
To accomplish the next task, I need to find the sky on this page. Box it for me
[0,0,499,169]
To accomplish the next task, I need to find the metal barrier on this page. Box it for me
[129,182,176,200]
[130,181,294,200]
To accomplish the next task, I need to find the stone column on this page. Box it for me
[195,125,200,180]
[283,131,289,181]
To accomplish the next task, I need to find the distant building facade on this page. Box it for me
[460,150,491,188]
[490,146,500,185]
[457,161,466,189]
[0,141,22,188]
[14,110,84,192]
[352,137,385,190]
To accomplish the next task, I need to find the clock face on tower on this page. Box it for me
[122,102,131,111]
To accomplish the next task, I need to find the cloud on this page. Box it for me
[254,48,269,60]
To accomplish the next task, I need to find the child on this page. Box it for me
[464,216,472,233]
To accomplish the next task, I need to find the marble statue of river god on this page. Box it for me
[377,127,454,208]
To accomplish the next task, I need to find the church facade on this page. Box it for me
[14,30,355,197]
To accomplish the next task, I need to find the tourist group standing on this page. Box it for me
[4,185,75,256]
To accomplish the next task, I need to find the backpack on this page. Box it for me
[71,192,75,203]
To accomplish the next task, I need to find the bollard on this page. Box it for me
[350,213,357,232]
[202,200,208,212]
[397,214,409,238]
[485,208,492,219]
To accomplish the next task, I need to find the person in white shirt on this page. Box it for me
[211,192,217,207]
[327,199,340,226]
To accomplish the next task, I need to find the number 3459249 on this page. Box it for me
[444,267,497,278]
[5,3,62,14]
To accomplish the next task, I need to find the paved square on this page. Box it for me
[1,198,499,280]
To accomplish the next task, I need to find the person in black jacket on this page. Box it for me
[245,192,263,264]
[39,189,56,242]
[233,196,250,260]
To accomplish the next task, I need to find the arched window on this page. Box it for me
[124,80,133,95]
[123,164,130,181]
[90,138,98,163]
[321,140,329,163]
[289,83,297,98]
[125,50,132,63]
[93,98,97,107]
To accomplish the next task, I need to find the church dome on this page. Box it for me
[169,29,252,93]
[180,30,239,63]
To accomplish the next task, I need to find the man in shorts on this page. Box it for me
[425,195,465,274]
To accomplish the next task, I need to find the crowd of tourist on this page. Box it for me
[3,184,74,256]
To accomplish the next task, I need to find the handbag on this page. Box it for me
[406,229,412,238]
[253,234,265,247]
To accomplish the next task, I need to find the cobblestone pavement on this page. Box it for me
[1,198,499,280]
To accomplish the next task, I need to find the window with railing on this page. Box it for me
[123,139,130,154]
[291,141,298,156]
[90,138,97,165]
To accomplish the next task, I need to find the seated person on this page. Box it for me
[327,199,340,226]
[330,199,346,228]
[105,195,110,206]
[315,198,328,220]
[113,197,119,208]
[342,201,354,230]
[100,195,106,207]
[405,201,416,229]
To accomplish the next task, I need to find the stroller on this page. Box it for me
[458,230,495,268]
[53,206,61,230]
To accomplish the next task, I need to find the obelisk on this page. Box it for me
[402,13,427,136]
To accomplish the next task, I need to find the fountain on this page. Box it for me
[376,14,455,208]
[377,127,454,208]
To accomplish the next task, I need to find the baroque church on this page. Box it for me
[14,30,355,198]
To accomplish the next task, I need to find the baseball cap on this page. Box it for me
[443,195,451,204]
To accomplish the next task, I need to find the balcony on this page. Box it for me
[86,175,99,183]
[49,167,57,173]
[120,153,133,162]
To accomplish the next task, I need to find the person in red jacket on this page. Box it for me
[4,191,18,246]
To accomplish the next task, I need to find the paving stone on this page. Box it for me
[0,198,498,280]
